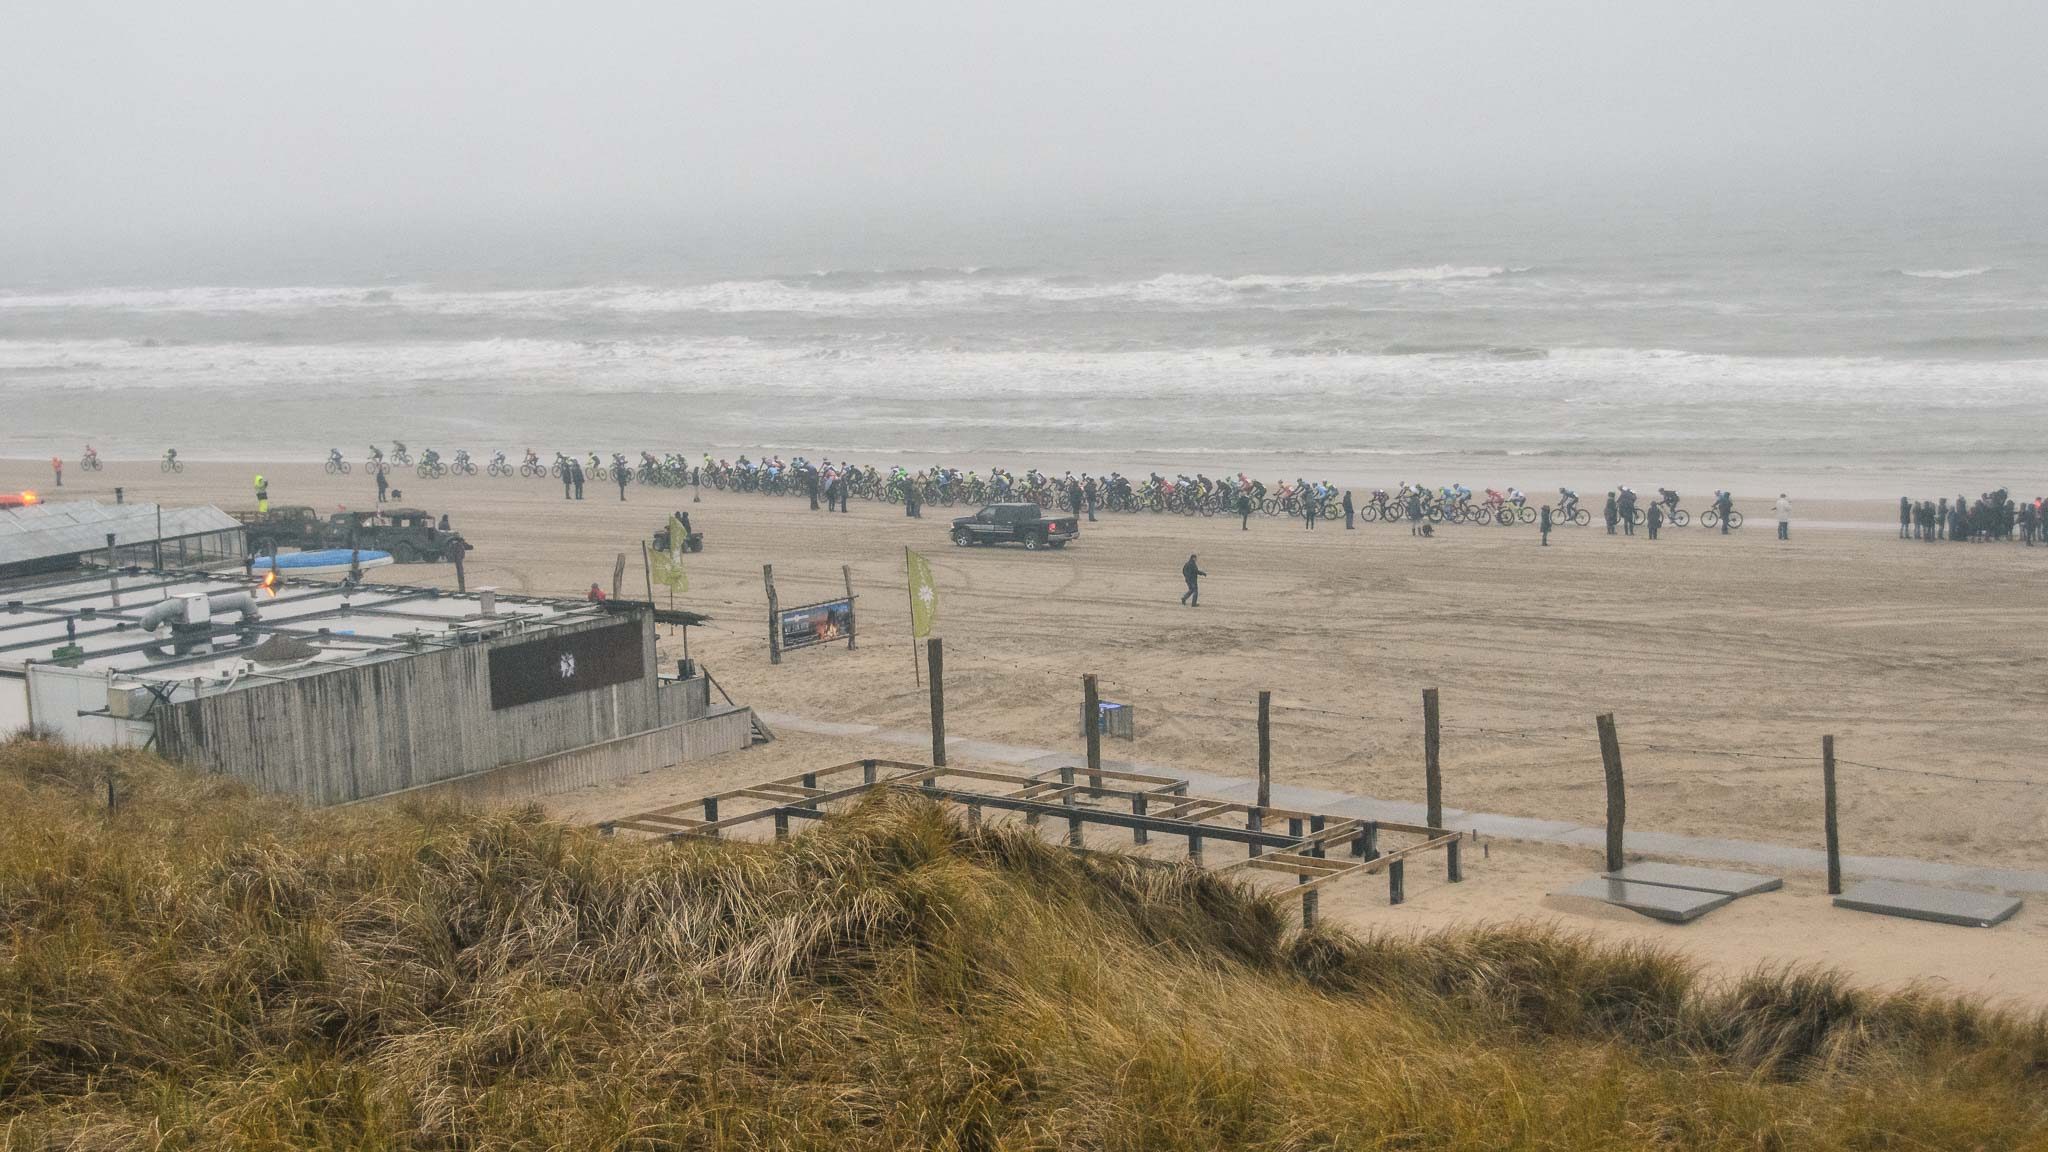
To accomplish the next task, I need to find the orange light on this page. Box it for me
[19,491,38,505]
[260,570,280,596]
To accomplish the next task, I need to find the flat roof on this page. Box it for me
[0,566,619,689]
[0,499,242,568]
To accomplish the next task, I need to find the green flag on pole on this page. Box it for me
[906,548,937,638]
[650,515,689,592]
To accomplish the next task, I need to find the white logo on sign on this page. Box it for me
[559,653,576,679]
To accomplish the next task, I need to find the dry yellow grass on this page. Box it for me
[1,735,2044,1150]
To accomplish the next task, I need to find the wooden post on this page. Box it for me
[764,564,782,665]
[1187,831,1203,863]
[454,545,467,592]
[1083,674,1102,794]
[1423,687,1442,829]
[773,812,789,841]
[1822,734,1842,896]
[1301,813,1324,927]
[612,552,626,600]
[1131,792,1148,845]
[1247,807,1263,859]
[862,759,877,785]
[702,795,719,838]
[1060,766,1081,848]
[1597,712,1625,873]
[1447,839,1463,883]
[153,504,163,572]
[842,564,857,649]
[927,637,946,767]
[1257,690,1272,809]
[1389,858,1406,905]
[640,541,654,604]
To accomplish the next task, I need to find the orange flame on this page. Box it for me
[19,491,38,505]
[260,569,280,597]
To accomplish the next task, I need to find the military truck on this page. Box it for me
[326,508,473,563]
[230,506,327,553]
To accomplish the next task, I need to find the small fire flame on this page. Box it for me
[260,569,280,597]
[19,491,38,505]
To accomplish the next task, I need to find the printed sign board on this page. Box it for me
[488,620,644,709]
[778,597,855,652]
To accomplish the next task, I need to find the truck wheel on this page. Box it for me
[392,543,420,563]
[952,529,972,547]
[1024,532,1043,551]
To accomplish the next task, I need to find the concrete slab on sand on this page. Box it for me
[1834,880,2022,929]
[1605,862,1783,898]
[1560,877,1733,923]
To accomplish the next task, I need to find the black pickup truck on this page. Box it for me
[951,503,1080,551]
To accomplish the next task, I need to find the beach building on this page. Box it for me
[0,510,753,805]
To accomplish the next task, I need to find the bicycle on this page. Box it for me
[487,451,513,477]
[80,450,103,472]
[1626,503,1689,528]
[519,451,547,478]
[1699,507,1744,530]
[416,452,448,479]
[325,448,352,475]
[451,450,477,477]
[160,450,183,473]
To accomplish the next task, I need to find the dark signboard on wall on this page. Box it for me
[488,621,644,710]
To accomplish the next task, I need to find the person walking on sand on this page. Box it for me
[1775,493,1791,540]
[1604,491,1618,535]
[1342,489,1355,529]
[1180,554,1206,607]
[1716,489,1734,535]
[254,474,269,514]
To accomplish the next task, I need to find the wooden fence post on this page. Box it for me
[1084,674,1102,795]
[1424,687,1442,829]
[1597,713,1625,873]
[1822,735,1842,896]
[927,637,946,767]
[1257,690,1272,808]
[842,564,857,650]
[764,565,781,665]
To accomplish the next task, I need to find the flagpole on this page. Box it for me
[906,545,920,686]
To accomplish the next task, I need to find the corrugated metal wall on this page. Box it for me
[378,706,753,808]
[154,614,666,805]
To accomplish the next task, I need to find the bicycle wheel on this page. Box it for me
[1516,506,1535,524]
[1726,511,1743,529]
[1670,509,1689,527]
[1700,510,1718,528]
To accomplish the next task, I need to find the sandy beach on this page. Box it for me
[13,457,2047,1003]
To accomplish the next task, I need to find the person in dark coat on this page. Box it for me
[1540,504,1552,546]
[1239,489,1252,530]
[1715,490,1734,534]
[1647,501,1662,540]
[1604,492,1619,535]
[379,468,391,504]
[807,467,820,510]
[1899,496,1912,539]
[1342,489,1355,529]
[1408,489,1425,535]
[571,459,585,500]
[1619,489,1637,536]
[1083,476,1097,522]
[1180,554,1206,607]
[614,460,629,501]
[1303,491,1317,530]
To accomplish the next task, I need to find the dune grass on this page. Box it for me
[0,736,2043,1149]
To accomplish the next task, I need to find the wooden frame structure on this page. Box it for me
[598,758,1463,927]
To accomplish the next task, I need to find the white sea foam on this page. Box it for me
[1899,267,1993,279]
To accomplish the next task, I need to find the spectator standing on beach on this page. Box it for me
[807,466,820,510]
[254,474,269,514]
[377,468,390,504]
[51,457,62,488]
[1540,504,1552,546]
[1180,554,1206,607]
[1239,489,1252,530]
[1408,489,1425,535]
[905,480,921,519]
[1647,501,1662,540]
[614,459,629,501]
[1604,492,1618,535]
[1342,489,1355,529]
[1899,496,1911,539]
[1303,492,1317,530]
[1619,489,1638,536]
[560,461,572,500]
[1715,490,1734,535]
[572,458,586,500]
[1775,493,1791,540]
[1083,475,1098,522]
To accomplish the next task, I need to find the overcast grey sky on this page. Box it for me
[4,1,2044,246]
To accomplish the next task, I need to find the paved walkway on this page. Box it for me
[757,711,2048,895]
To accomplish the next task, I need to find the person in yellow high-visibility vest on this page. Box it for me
[254,473,269,514]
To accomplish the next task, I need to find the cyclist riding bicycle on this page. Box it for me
[1658,487,1680,513]
[1507,487,1526,507]
[1558,487,1579,515]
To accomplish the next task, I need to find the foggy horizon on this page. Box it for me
[6,0,2047,275]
